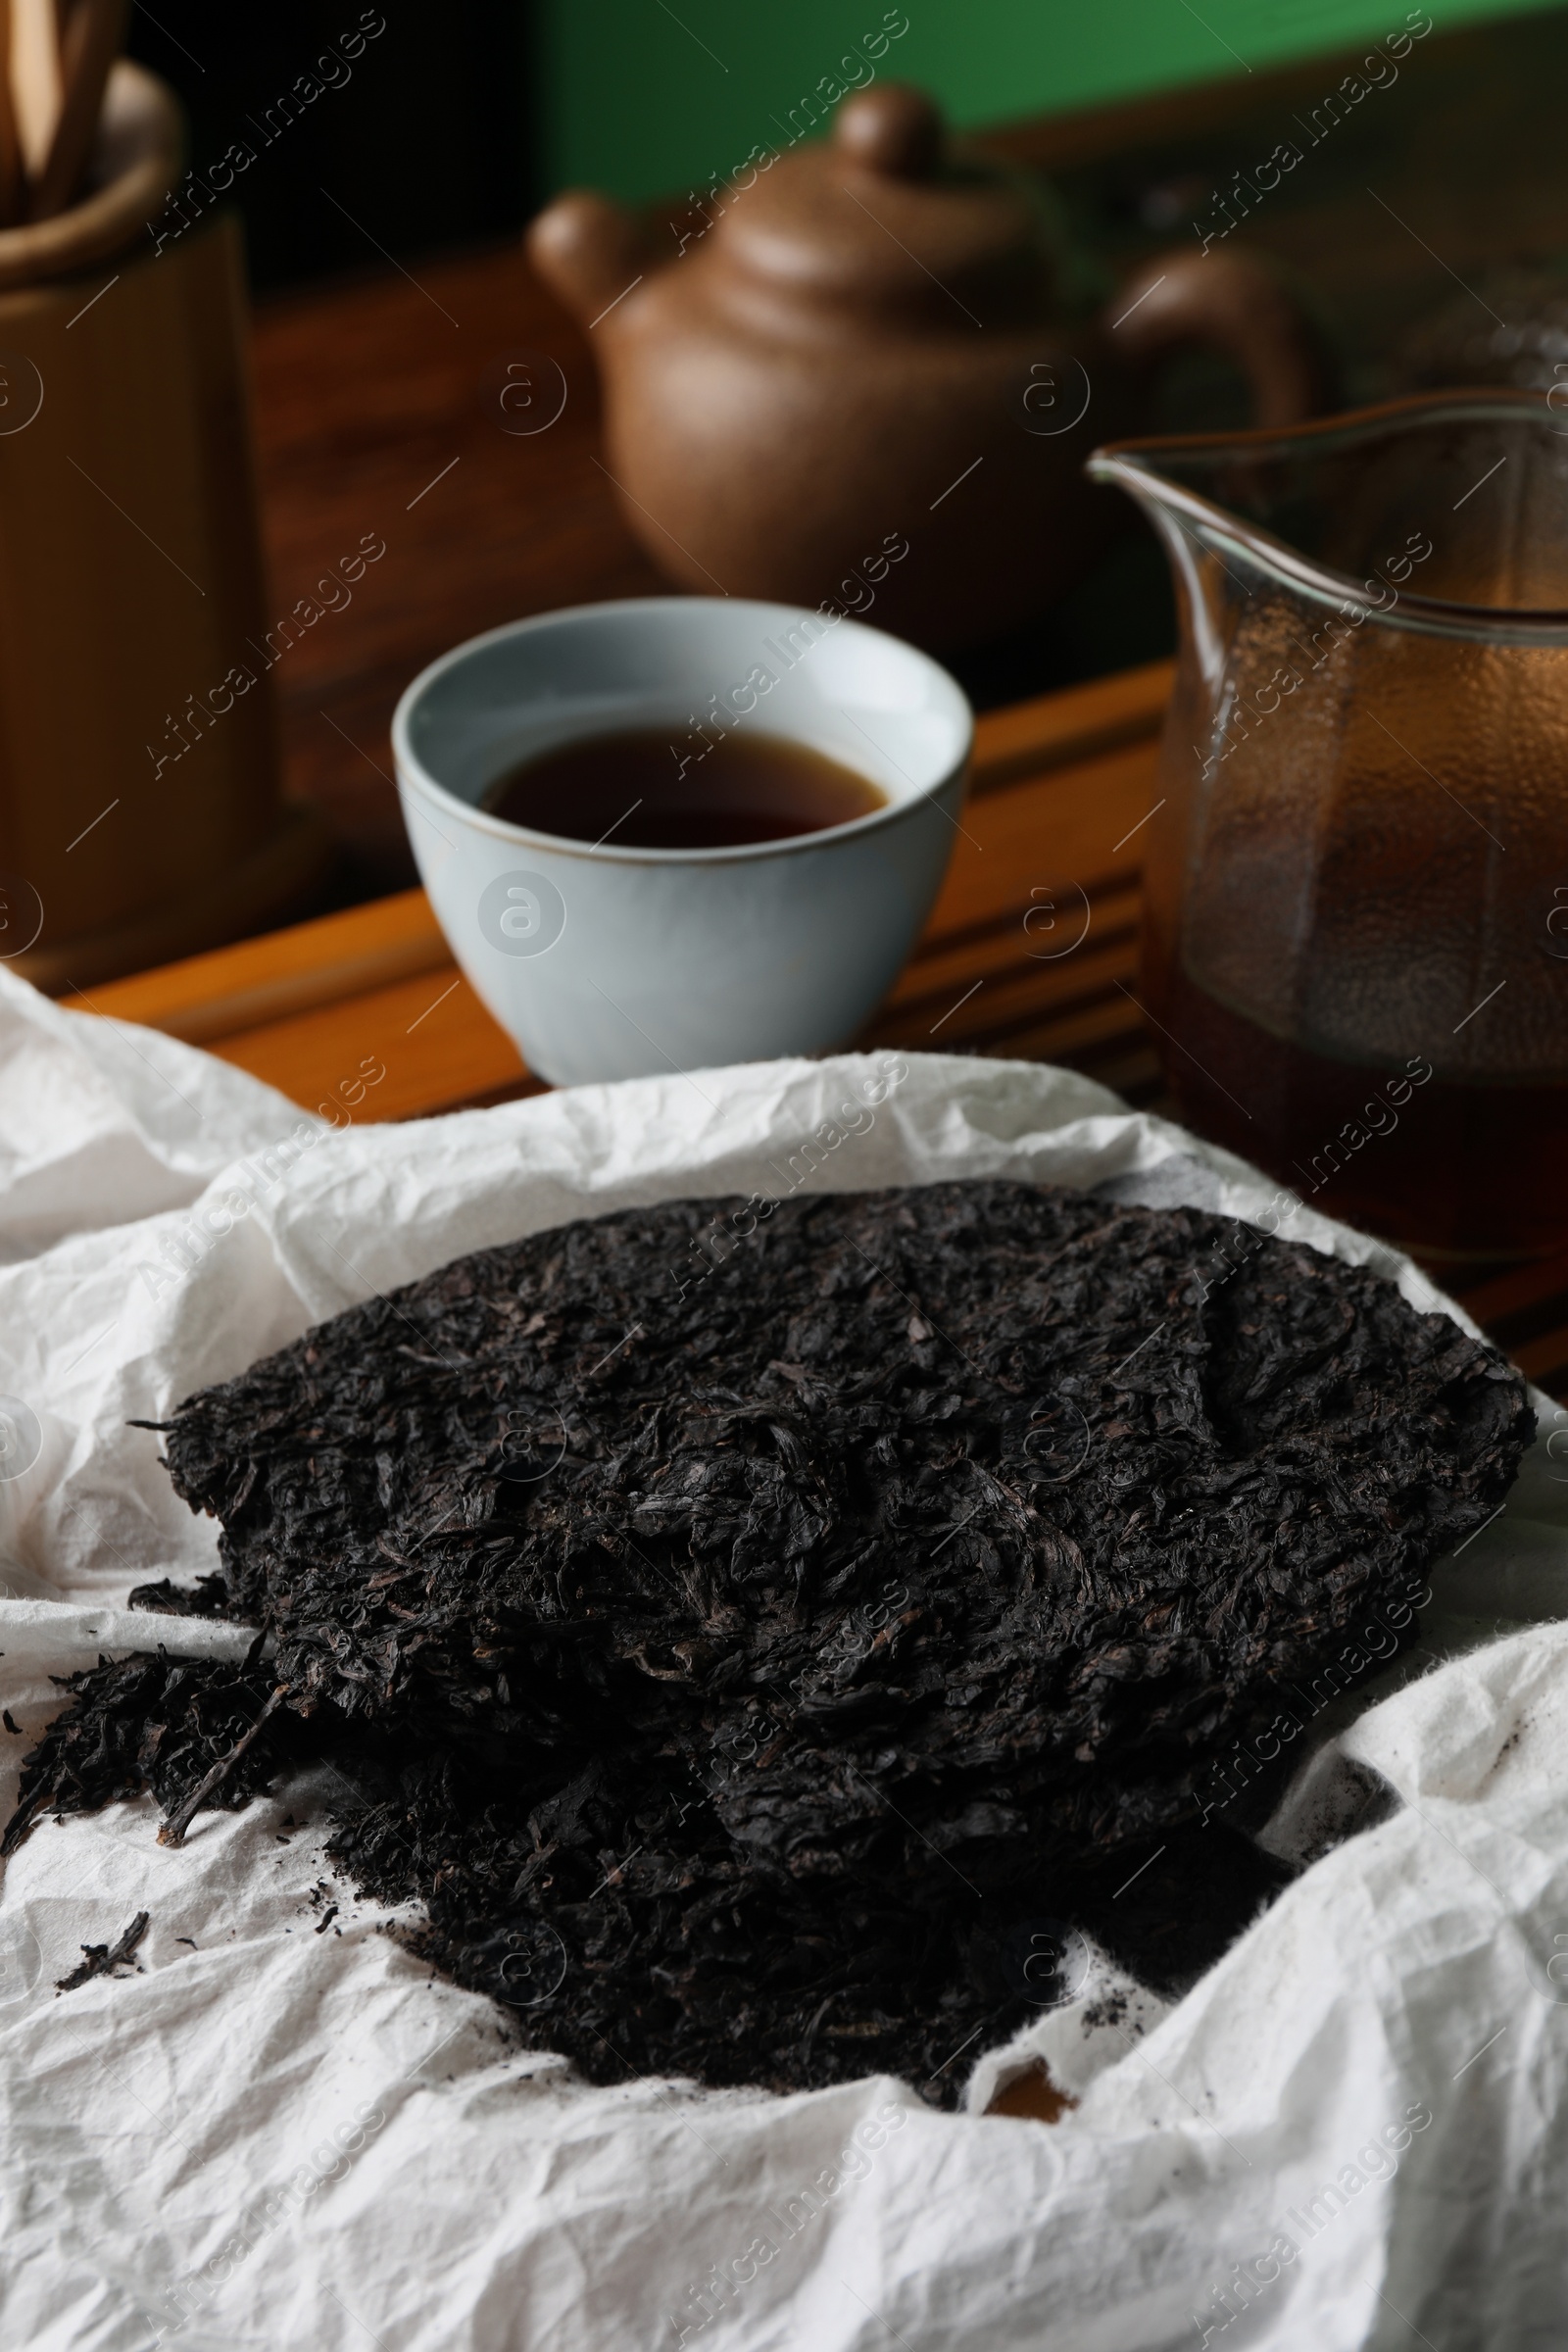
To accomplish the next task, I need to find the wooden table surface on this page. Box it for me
[84,655,1568,1408]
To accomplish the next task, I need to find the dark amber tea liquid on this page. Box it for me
[1159,967,1568,1259]
[482,726,887,850]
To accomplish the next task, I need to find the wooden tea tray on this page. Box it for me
[80,659,1568,1404]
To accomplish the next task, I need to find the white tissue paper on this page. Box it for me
[1,959,1565,2352]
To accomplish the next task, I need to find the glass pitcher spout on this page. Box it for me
[1091,389,1568,668]
[1086,391,1568,1260]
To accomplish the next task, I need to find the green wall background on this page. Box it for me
[537,0,1562,202]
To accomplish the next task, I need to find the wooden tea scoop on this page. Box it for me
[0,1,23,228]
[31,0,126,220]
[9,0,62,193]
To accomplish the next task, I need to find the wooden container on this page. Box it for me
[0,62,329,993]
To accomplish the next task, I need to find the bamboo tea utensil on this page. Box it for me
[32,0,126,220]
[0,2,22,228]
[0,62,332,988]
[9,0,62,191]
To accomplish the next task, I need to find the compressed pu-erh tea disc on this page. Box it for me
[10,1182,1532,2100]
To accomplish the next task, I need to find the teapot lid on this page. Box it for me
[707,85,1060,322]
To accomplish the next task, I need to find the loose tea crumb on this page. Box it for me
[57,1909,150,1992]
[126,1572,231,1617]
[5,1653,310,1855]
[8,1183,1532,2100]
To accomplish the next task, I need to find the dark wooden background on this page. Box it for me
[127,1,536,289]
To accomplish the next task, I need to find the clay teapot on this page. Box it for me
[528,85,1329,651]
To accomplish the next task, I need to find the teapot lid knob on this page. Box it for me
[834,83,944,179]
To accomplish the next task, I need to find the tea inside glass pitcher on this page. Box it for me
[1091,393,1568,1260]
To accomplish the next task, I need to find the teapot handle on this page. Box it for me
[1103,250,1333,428]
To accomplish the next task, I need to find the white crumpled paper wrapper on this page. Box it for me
[1,961,1566,2351]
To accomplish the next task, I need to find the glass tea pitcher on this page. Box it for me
[1090,393,1568,1261]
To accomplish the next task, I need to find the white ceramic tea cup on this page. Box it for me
[392,597,972,1086]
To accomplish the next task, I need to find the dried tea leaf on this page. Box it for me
[56,1909,149,1993]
